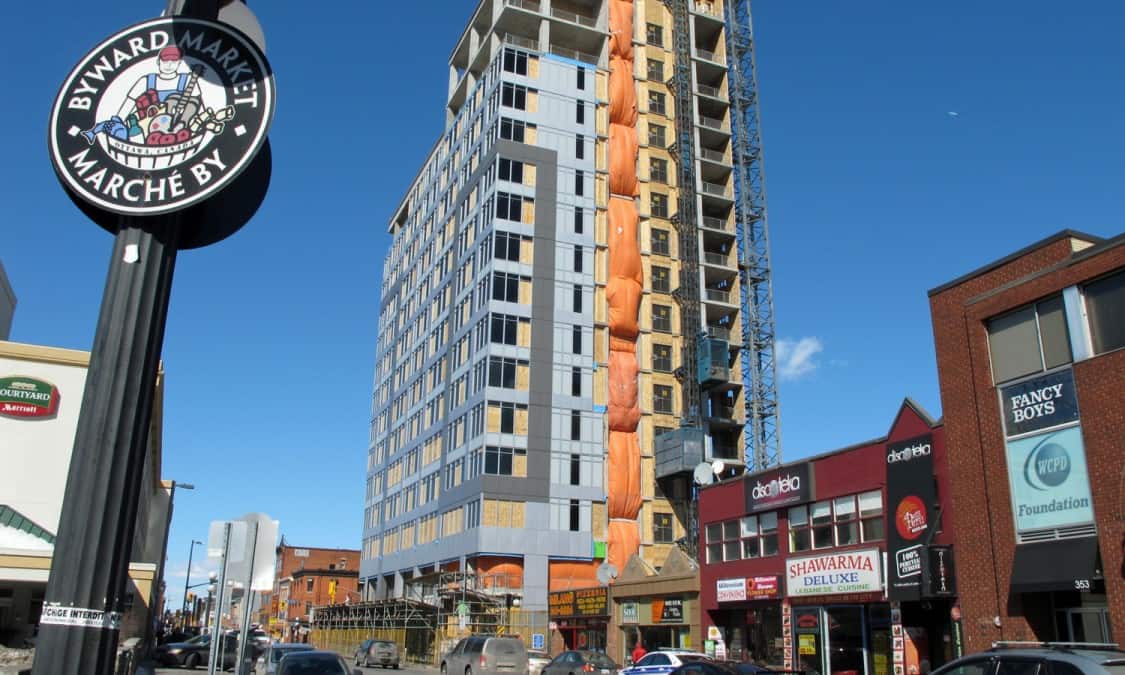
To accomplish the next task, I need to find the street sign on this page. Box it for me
[49,17,275,218]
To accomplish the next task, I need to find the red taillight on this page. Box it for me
[481,655,488,669]
[583,665,595,673]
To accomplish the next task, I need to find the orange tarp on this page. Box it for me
[608,58,638,128]
[606,431,642,518]
[606,0,642,576]
[607,520,642,573]
[548,560,601,591]
[608,0,634,61]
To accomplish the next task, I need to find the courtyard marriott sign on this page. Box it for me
[786,549,882,597]
[0,376,61,419]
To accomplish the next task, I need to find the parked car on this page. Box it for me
[276,650,362,675]
[619,651,712,675]
[154,632,238,669]
[354,640,376,666]
[255,643,315,674]
[668,661,773,675]
[442,635,529,675]
[931,643,1125,675]
[358,639,401,669]
[529,650,552,675]
[542,650,620,675]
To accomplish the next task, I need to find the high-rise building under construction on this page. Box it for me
[362,0,779,614]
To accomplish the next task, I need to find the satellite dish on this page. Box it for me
[596,562,618,585]
[711,460,726,475]
[693,462,715,486]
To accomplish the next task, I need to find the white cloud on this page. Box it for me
[775,337,824,380]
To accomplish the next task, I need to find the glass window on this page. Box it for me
[573,285,583,312]
[572,325,582,354]
[577,67,586,90]
[811,500,833,549]
[646,23,664,47]
[648,90,666,115]
[996,660,1041,675]
[652,344,673,373]
[653,304,672,333]
[759,511,779,556]
[651,228,670,256]
[986,295,1072,384]
[650,158,668,183]
[834,495,858,546]
[788,505,811,552]
[652,266,671,293]
[574,207,583,234]
[651,193,669,219]
[654,513,674,543]
[576,101,585,125]
[859,490,884,542]
[740,515,758,537]
[654,385,674,414]
[502,48,528,75]
[648,123,666,147]
[647,59,664,81]
[1085,270,1125,354]
[498,158,524,183]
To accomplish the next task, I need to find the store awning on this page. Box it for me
[1010,537,1100,594]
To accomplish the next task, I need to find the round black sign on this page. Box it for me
[49,17,275,216]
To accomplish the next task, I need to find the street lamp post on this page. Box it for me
[182,539,203,630]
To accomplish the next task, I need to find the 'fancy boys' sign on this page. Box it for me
[786,549,882,597]
[49,17,274,215]
[1001,369,1079,437]
[0,377,60,419]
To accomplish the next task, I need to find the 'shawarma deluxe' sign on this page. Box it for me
[48,17,274,216]
[0,377,61,419]
[786,549,882,597]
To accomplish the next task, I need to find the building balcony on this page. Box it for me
[551,5,597,28]
[691,0,724,22]
[700,180,734,203]
[506,0,541,12]
[550,44,601,66]
[700,214,735,235]
[504,33,540,51]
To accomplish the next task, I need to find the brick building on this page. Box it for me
[929,230,1124,651]
[268,542,360,641]
[698,400,957,675]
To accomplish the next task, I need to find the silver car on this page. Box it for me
[255,643,315,674]
[442,636,529,675]
[529,650,552,675]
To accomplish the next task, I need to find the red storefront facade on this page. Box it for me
[699,401,958,675]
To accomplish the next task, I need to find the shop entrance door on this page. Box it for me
[1058,608,1111,643]
[825,606,867,675]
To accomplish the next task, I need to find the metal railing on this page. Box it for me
[506,0,541,12]
[551,6,597,27]
[699,148,728,164]
[695,48,719,62]
[550,45,600,65]
[704,251,732,266]
[705,288,732,303]
[699,115,728,131]
[701,181,731,197]
[504,34,540,51]
[697,83,723,98]
[707,325,732,341]
[692,1,723,18]
[701,215,733,231]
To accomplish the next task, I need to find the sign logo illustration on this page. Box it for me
[49,17,274,215]
[1024,438,1070,490]
[895,495,927,541]
[0,376,61,419]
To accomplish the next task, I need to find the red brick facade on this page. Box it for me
[268,544,360,636]
[928,231,1124,653]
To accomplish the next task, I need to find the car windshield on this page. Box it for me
[279,653,346,674]
[274,646,315,663]
[585,653,617,668]
[375,641,394,648]
[186,634,209,645]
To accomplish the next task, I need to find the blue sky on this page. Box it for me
[2,0,1122,612]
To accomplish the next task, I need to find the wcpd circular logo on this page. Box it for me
[49,17,274,216]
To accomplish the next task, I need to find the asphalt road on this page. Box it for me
[153,662,436,675]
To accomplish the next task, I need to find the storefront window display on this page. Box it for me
[791,604,892,675]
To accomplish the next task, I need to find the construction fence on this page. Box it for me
[309,572,550,665]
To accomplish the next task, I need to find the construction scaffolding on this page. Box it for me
[724,0,781,472]
[309,571,549,665]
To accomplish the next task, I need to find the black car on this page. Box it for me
[541,650,620,675]
[277,650,363,675]
[931,643,1125,675]
[154,631,260,670]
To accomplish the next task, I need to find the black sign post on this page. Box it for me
[885,434,936,601]
[33,3,273,675]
